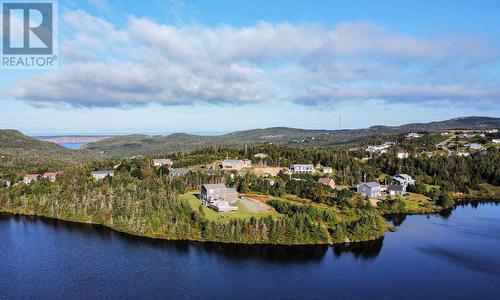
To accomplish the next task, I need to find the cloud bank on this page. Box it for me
[9,10,500,108]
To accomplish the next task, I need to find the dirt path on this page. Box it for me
[240,197,270,212]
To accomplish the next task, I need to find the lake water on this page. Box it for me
[1,202,499,299]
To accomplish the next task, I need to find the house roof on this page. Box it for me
[395,174,412,180]
[169,168,190,176]
[359,182,381,189]
[24,174,40,179]
[389,185,405,192]
[91,171,114,175]
[153,159,173,164]
[202,183,227,189]
[318,177,335,185]
[222,159,245,165]
[292,164,314,168]
[43,172,60,177]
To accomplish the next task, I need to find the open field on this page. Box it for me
[180,192,279,222]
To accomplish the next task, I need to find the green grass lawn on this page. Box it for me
[180,192,280,222]
[399,193,440,212]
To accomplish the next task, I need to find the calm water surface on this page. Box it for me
[1,202,499,299]
[58,143,85,149]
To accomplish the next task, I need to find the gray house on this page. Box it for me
[201,184,238,204]
[388,185,406,196]
[200,183,238,212]
[168,168,191,176]
[357,182,382,198]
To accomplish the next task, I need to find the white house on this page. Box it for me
[323,167,333,174]
[23,174,41,184]
[91,171,115,180]
[254,153,268,159]
[221,159,252,171]
[406,132,421,139]
[153,159,173,167]
[397,151,409,159]
[393,174,415,186]
[492,139,500,144]
[291,164,315,174]
[366,142,395,153]
[42,172,60,182]
[357,182,382,198]
[466,143,484,150]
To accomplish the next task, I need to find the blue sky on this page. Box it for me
[1,0,499,135]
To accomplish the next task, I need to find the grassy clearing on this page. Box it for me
[464,183,500,200]
[400,193,440,213]
[180,192,280,222]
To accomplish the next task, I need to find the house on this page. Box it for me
[456,152,470,157]
[200,183,238,212]
[406,132,421,139]
[291,164,315,174]
[357,182,382,198]
[493,139,500,144]
[393,174,415,186]
[254,153,268,159]
[42,172,60,182]
[366,142,395,153]
[221,159,252,171]
[318,177,336,189]
[397,151,409,159]
[168,168,191,176]
[23,174,41,184]
[91,171,115,180]
[153,159,173,167]
[323,167,333,174]
[466,143,483,150]
[201,183,238,204]
[388,185,406,196]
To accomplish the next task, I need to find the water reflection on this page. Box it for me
[417,245,500,277]
[332,237,384,260]
[2,200,498,265]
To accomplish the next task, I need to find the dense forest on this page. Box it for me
[0,161,387,244]
[1,128,499,245]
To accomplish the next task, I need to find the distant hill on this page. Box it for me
[0,130,101,174]
[85,116,500,158]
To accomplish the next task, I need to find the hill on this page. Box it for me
[84,116,500,158]
[0,130,101,175]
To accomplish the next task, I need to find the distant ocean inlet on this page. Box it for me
[36,135,110,149]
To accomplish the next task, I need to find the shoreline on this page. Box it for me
[3,198,498,247]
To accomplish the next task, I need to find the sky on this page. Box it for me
[1,0,500,135]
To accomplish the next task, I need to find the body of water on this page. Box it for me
[1,202,499,299]
[59,143,85,149]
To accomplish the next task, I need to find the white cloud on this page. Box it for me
[8,10,500,108]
